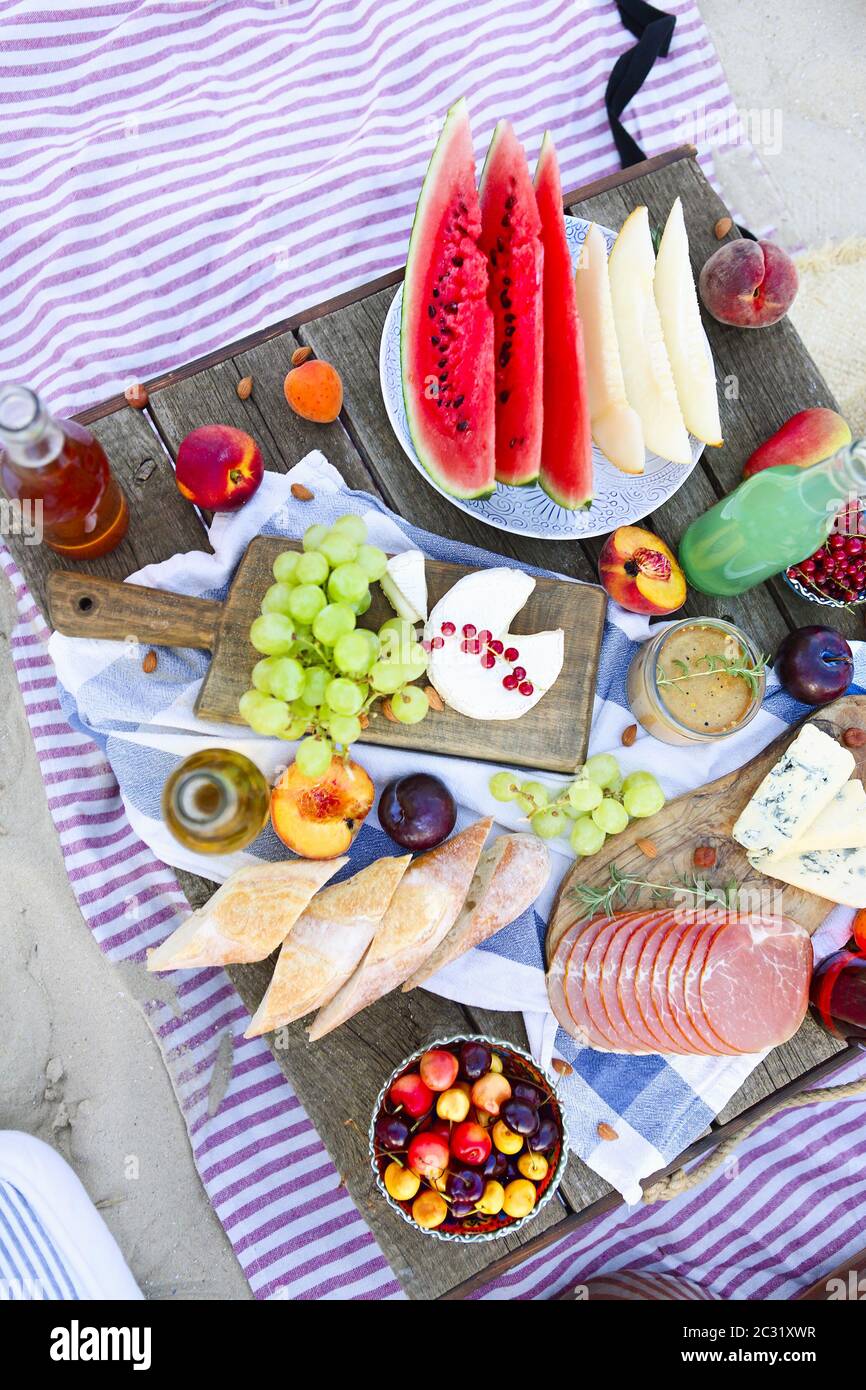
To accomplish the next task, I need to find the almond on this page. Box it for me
[291,345,312,367]
[381,698,398,723]
[714,215,733,239]
[597,1122,619,1141]
[236,375,253,400]
[142,650,158,674]
[423,684,444,712]
[358,713,370,729]
[693,844,717,869]
[636,837,657,859]
[124,383,149,409]
[621,723,638,747]
[551,1058,573,1078]
[291,483,314,501]
[843,726,866,748]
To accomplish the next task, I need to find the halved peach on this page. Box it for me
[598,524,686,615]
[271,755,373,859]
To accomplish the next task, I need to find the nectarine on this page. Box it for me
[598,525,686,615]
[742,407,851,478]
[284,360,343,423]
[271,754,373,858]
[699,239,797,328]
[176,425,263,511]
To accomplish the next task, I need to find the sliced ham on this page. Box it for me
[682,920,741,1053]
[648,917,701,1053]
[699,914,812,1052]
[582,917,631,1047]
[601,912,665,1053]
[617,910,680,1052]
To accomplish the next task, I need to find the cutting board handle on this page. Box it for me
[47,572,222,651]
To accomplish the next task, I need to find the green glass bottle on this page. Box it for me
[679,441,866,596]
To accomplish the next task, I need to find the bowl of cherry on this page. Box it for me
[785,503,866,608]
[369,1035,568,1242]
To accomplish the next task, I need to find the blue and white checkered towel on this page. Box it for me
[49,455,861,1203]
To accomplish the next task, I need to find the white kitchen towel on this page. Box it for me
[49,456,861,1203]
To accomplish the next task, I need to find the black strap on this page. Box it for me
[605,0,677,168]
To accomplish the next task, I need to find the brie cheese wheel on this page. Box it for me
[778,779,866,859]
[381,549,428,623]
[424,568,564,721]
[732,724,855,861]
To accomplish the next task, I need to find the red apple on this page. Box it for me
[699,239,797,328]
[598,525,687,615]
[450,1121,492,1166]
[389,1072,433,1118]
[176,425,263,511]
[419,1048,459,1092]
[407,1130,450,1181]
[743,408,851,478]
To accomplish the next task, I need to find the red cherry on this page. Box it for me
[389,1072,434,1118]
[518,681,534,697]
[503,673,519,690]
[504,647,519,662]
[848,536,864,555]
[800,558,816,574]
[462,623,476,638]
[480,652,496,669]
[512,666,526,681]
[829,533,846,549]
[478,629,492,643]
[441,621,456,636]
[489,639,504,654]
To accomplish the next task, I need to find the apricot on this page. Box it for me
[384,1161,420,1202]
[699,238,797,328]
[271,754,373,859]
[412,1189,448,1230]
[284,359,343,423]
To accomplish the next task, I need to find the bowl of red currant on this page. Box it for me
[369,1035,568,1242]
[785,501,866,607]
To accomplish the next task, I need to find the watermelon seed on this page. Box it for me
[501,216,510,228]
[457,420,469,432]
[500,292,512,309]
[439,373,448,382]
[505,326,515,337]
[454,395,464,407]
[452,256,463,267]
[489,250,497,266]
[427,305,435,318]
[432,288,439,298]
[431,336,439,346]
[505,312,515,322]
[497,237,505,253]
[503,276,512,285]
[438,358,447,368]
[499,390,510,404]
[509,438,517,448]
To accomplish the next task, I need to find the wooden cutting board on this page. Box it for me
[47,535,606,773]
[547,695,866,962]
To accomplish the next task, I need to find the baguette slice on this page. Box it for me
[244,855,412,1037]
[403,833,550,989]
[146,858,345,971]
[308,819,492,1040]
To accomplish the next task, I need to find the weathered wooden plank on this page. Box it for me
[3,406,210,617]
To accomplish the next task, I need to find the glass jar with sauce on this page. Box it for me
[626,617,766,747]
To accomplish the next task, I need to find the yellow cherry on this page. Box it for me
[503,1178,537,1219]
[383,1161,420,1201]
[518,1151,549,1182]
[436,1086,471,1122]
[412,1189,448,1229]
[492,1120,523,1155]
[477,1180,505,1215]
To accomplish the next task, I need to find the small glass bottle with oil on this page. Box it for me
[162,749,271,854]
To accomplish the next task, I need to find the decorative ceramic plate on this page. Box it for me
[380,215,708,541]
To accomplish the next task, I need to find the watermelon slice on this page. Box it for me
[479,120,544,485]
[401,99,495,499]
[533,132,593,509]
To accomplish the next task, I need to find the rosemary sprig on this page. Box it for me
[571,864,739,916]
[656,650,770,698]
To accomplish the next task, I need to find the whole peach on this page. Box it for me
[699,239,797,328]
[176,425,263,511]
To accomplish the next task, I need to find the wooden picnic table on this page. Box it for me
[6,146,862,1300]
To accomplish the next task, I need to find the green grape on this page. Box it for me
[288,583,327,625]
[369,660,406,695]
[329,713,362,746]
[531,807,567,839]
[326,677,365,716]
[333,630,376,677]
[516,780,549,815]
[295,736,333,778]
[238,689,291,736]
[250,613,295,655]
[263,656,305,702]
[402,642,428,679]
[331,514,367,544]
[273,550,301,584]
[621,771,665,818]
[261,581,296,615]
[489,771,521,802]
[295,550,330,586]
[389,685,429,724]
[591,798,629,835]
[356,543,388,582]
[566,777,603,814]
[328,562,369,606]
[251,657,276,694]
[303,665,330,706]
[277,715,309,741]
[303,523,330,552]
[290,699,317,728]
[353,590,372,616]
[314,704,333,732]
[584,753,622,789]
[570,816,606,857]
[319,531,358,567]
[378,618,416,664]
[312,602,356,646]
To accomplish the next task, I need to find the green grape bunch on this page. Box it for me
[238,513,433,777]
[489,753,666,859]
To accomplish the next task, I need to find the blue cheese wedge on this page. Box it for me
[748,845,866,909]
[732,724,854,860]
[783,779,866,857]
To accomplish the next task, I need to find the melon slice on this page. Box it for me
[401,98,495,499]
[654,198,723,446]
[574,222,645,475]
[479,120,544,485]
[533,132,593,508]
[608,206,691,465]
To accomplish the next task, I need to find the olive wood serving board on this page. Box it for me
[47,535,606,773]
[547,695,866,962]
